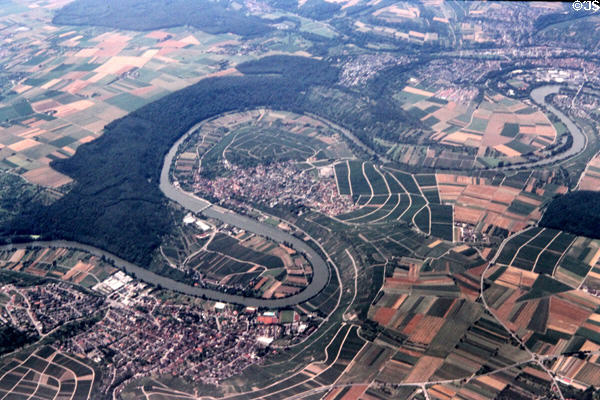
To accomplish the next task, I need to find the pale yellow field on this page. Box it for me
[8,138,39,151]
[404,356,444,383]
[94,55,152,74]
[23,166,73,188]
[442,131,483,145]
[494,144,522,157]
[402,86,435,97]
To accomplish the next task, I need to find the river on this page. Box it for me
[2,120,331,308]
[496,85,587,171]
[5,86,582,305]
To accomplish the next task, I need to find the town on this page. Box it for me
[0,268,315,395]
[193,160,357,217]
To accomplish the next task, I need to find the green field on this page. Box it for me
[335,162,351,195]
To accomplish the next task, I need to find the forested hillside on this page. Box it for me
[2,57,338,265]
[53,0,273,37]
[540,191,600,240]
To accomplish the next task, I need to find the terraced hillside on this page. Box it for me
[334,161,453,241]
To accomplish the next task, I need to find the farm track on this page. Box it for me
[508,228,545,267]
[532,230,562,274]
[480,258,567,400]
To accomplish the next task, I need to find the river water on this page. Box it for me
[1,119,331,308]
[6,86,582,305]
[497,85,587,171]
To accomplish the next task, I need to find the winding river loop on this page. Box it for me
[158,119,331,307]
[2,85,581,307]
[496,85,587,171]
[1,118,331,309]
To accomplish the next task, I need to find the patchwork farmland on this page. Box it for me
[578,151,600,191]
[398,85,558,166]
[363,270,533,391]
[436,171,567,237]
[483,230,600,391]
[0,245,117,288]
[333,161,454,241]
[493,227,600,288]
[0,3,319,189]
[157,222,314,299]
[0,346,96,400]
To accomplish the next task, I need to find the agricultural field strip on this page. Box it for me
[531,229,562,273]
[383,172,412,221]
[219,324,358,400]
[333,163,343,196]
[160,245,179,269]
[5,254,103,285]
[141,386,196,399]
[184,231,216,261]
[412,204,430,236]
[576,149,600,189]
[508,228,546,268]
[324,324,353,365]
[413,175,427,198]
[203,247,269,271]
[347,160,353,198]
[0,355,43,385]
[281,350,552,400]
[362,162,375,198]
[329,338,367,388]
[491,226,535,264]
[0,348,92,400]
[341,167,443,227]
[386,236,417,255]
[257,325,365,400]
[345,165,394,222]
[427,205,431,236]
[554,235,579,279]
[223,131,244,160]
[480,260,567,400]
[344,249,359,316]
[370,194,406,223]
[374,165,392,195]
[20,353,54,399]
[349,167,410,223]
[0,354,42,396]
[344,194,392,222]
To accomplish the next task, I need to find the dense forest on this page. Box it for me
[53,0,273,37]
[533,6,584,31]
[540,191,600,240]
[0,326,37,355]
[268,0,341,20]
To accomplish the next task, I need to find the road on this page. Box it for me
[480,257,566,400]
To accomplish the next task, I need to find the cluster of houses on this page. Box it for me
[193,161,356,216]
[0,282,102,336]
